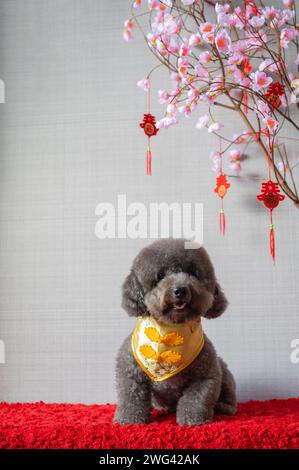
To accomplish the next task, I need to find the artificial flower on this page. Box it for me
[250,70,273,91]
[123,19,134,41]
[195,115,209,129]
[229,149,243,173]
[208,122,223,133]
[215,29,231,53]
[137,78,150,91]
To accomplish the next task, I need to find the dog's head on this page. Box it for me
[122,239,228,324]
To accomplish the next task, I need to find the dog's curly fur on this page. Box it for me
[114,239,236,426]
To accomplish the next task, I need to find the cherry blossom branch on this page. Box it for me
[125,0,299,208]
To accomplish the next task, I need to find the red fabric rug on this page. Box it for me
[0,399,298,449]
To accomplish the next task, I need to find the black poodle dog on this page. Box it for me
[114,239,236,426]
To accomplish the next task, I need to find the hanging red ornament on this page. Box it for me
[139,78,159,176]
[256,129,285,263]
[214,174,230,235]
[139,113,159,175]
[257,180,285,263]
[214,139,230,235]
[264,82,285,110]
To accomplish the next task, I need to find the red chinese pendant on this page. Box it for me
[139,113,159,175]
[257,180,285,263]
[214,174,230,235]
[264,82,285,110]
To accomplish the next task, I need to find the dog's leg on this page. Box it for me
[214,357,237,415]
[114,336,152,424]
[176,376,221,426]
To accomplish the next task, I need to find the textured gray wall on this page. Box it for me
[0,0,298,404]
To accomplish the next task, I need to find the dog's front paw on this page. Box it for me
[114,407,151,425]
[176,407,213,426]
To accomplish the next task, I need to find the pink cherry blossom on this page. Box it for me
[187,88,199,100]
[263,6,281,22]
[250,71,273,91]
[167,36,179,54]
[158,90,171,104]
[233,132,251,144]
[137,78,150,91]
[229,149,242,160]
[227,65,244,83]
[283,0,294,7]
[195,115,209,129]
[133,0,142,8]
[147,33,157,47]
[228,51,245,65]
[178,104,193,117]
[249,16,265,28]
[263,115,279,132]
[194,63,209,79]
[215,29,231,53]
[123,19,134,41]
[200,23,215,43]
[255,100,270,118]
[259,59,280,74]
[170,72,181,85]
[156,39,169,56]
[200,22,215,34]
[208,122,224,133]
[199,51,212,63]
[230,7,245,29]
[179,43,190,57]
[162,13,181,35]
[278,9,295,27]
[215,3,231,26]
[156,113,178,129]
[229,149,242,173]
[189,34,202,47]
[280,27,297,48]
[178,58,189,75]
[148,0,171,11]
[215,3,230,15]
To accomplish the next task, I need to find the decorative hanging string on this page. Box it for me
[214,137,230,235]
[242,89,248,115]
[256,130,285,264]
[139,78,159,175]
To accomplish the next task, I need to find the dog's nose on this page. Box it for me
[173,286,187,299]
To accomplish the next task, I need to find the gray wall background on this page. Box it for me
[0,0,298,404]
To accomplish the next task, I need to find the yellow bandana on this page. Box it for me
[131,316,204,382]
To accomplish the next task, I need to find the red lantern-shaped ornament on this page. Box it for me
[139,113,159,176]
[264,82,285,111]
[214,175,230,235]
[214,139,230,235]
[257,180,285,263]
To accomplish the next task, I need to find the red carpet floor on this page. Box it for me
[0,399,298,449]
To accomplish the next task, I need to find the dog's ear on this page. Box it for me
[121,270,147,317]
[203,282,228,319]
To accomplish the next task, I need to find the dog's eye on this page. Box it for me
[157,270,165,281]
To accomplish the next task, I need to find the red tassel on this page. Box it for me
[270,210,275,264]
[146,146,152,176]
[242,91,248,115]
[220,208,226,235]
